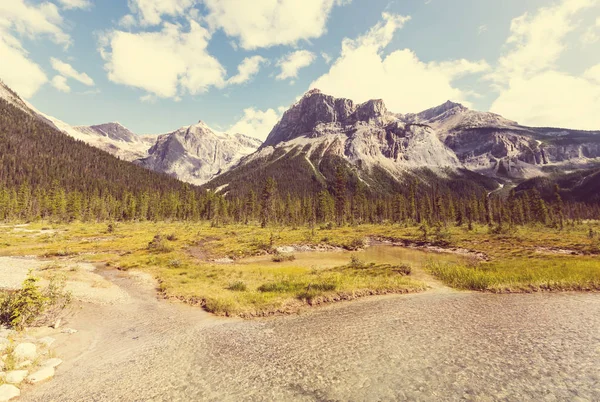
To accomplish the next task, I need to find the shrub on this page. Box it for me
[227,281,247,292]
[344,238,365,251]
[257,281,303,293]
[271,252,296,262]
[297,281,338,301]
[0,273,72,330]
[349,254,365,268]
[168,259,182,268]
[107,223,115,233]
[166,233,178,241]
[393,264,412,276]
[148,234,173,253]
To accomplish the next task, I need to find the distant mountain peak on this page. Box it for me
[416,100,468,121]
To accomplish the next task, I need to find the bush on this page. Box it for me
[257,281,303,293]
[297,281,338,301]
[344,238,365,251]
[393,264,412,276]
[166,233,178,241]
[0,273,72,330]
[227,281,247,292]
[148,234,173,253]
[349,254,365,268]
[271,251,296,262]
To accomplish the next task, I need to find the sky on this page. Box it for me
[1,0,599,140]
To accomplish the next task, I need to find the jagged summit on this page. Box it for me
[263,90,396,147]
[415,100,467,122]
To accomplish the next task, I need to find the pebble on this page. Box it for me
[61,328,78,334]
[0,339,9,353]
[38,336,56,347]
[0,384,20,401]
[42,358,63,368]
[13,342,36,361]
[27,366,55,384]
[5,370,28,384]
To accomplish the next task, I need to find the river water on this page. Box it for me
[23,247,600,402]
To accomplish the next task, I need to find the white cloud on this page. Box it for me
[0,0,70,46]
[99,20,226,99]
[50,57,95,86]
[56,0,92,10]
[126,0,197,26]
[119,14,137,29]
[204,0,351,50]
[489,0,597,84]
[51,75,71,92]
[478,25,488,35]
[0,33,47,98]
[491,71,600,129]
[489,0,600,129]
[582,16,600,44]
[310,13,490,112]
[229,107,280,140]
[227,55,267,85]
[584,63,600,83]
[321,52,332,64]
[276,50,316,80]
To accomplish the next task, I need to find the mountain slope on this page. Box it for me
[411,101,600,179]
[0,80,260,185]
[0,92,200,199]
[203,89,600,198]
[204,90,489,197]
[137,121,262,185]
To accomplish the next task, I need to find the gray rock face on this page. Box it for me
[412,100,600,178]
[76,122,139,144]
[257,89,461,178]
[138,121,262,186]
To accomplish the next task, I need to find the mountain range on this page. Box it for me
[2,81,599,200]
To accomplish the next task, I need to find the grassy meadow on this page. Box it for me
[0,220,599,316]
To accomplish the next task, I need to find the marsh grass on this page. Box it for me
[271,252,296,262]
[428,257,600,292]
[1,220,600,316]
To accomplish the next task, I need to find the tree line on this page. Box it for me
[1,171,598,228]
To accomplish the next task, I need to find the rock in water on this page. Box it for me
[27,366,55,384]
[38,336,56,347]
[0,384,20,401]
[42,358,63,368]
[13,343,36,361]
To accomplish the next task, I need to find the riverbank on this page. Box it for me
[1,221,599,316]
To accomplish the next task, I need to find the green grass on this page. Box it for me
[1,220,600,316]
[428,257,600,292]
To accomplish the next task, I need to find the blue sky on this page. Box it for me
[1,0,599,139]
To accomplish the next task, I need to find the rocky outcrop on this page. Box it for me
[257,89,461,177]
[410,100,600,178]
[138,121,262,186]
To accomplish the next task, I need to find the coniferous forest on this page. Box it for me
[1,97,599,227]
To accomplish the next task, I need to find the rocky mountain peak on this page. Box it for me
[353,99,388,123]
[416,100,467,122]
[262,89,356,147]
[86,122,137,143]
